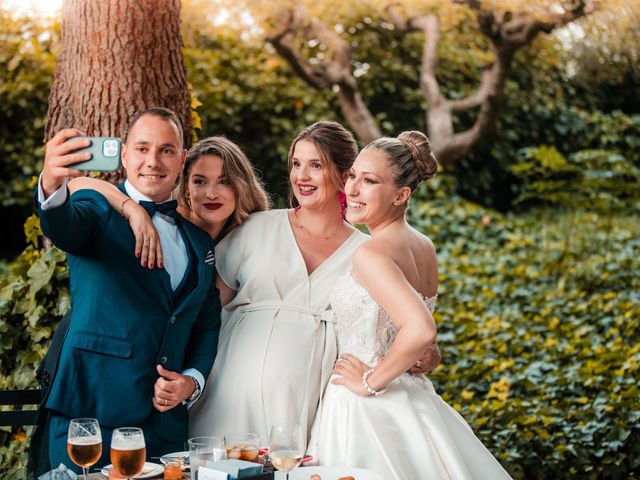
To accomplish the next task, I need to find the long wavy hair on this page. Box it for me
[176,136,270,240]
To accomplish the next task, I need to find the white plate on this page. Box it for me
[276,466,384,480]
[101,462,164,478]
[159,450,189,469]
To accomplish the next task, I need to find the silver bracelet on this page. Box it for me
[120,198,131,218]
[362,368,387,396]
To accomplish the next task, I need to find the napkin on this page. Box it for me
[205,459,264,479]
[38,463,78,480]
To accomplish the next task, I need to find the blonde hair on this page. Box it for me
[177,136,270,239]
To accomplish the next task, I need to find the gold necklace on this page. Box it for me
[293,209,343,241]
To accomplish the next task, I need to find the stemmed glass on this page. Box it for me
[110,427,146,479]
[67,418,102,479]
[269,425,303,480]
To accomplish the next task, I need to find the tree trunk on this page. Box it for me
[46,0,192,147]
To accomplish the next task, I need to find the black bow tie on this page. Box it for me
[139,200,179,219]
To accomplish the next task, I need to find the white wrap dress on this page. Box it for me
[189,210,368,445]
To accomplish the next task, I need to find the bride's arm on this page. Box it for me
[332,243,437,396]
[67,177,163,268]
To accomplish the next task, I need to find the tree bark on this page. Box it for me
[46,0,192,148]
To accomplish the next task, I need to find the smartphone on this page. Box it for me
[68,137,122,171]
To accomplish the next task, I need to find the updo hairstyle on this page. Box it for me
[364,130,438,192]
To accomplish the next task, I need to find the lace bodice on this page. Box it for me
[330,274,437,366]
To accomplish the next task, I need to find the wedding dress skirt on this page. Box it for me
[309,274,512,480]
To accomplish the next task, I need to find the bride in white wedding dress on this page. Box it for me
[309,131,512,480]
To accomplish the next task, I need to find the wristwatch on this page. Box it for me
[187,376,201,402]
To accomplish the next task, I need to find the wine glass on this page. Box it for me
[67,418,102,479]
[110,427,146,479]
[269,425,303,480]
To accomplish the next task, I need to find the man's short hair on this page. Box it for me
[124,107,184,147]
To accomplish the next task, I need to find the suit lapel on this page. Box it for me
[173,219,211,314]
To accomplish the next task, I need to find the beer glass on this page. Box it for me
[269,425,303,480]
[110,427,146,478]
[67,418,102,479]
[188,436,225,480]
[224,433,260,462]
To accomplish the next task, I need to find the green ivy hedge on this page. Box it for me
[409,176,640,479]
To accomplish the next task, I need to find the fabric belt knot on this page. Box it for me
[240,300,336,324]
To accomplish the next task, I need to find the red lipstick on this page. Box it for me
[203,202,223,210]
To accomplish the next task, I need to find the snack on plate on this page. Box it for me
[338,477,355,480]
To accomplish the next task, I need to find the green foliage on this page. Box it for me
[512,146,640,212]
[0,10,58,208]
[0,433,29,480]
[0,214,69,479]
[0,215,69,391]
[408,176,640,479]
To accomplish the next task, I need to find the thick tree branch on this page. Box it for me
[387,0,593,166]
[265,9,330,89]
[266,6,381,143]
[456,0,594,53]
[386,6,444,107]
[449,68,493,112]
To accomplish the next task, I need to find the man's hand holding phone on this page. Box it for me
[41,130,122,198]
[41,129,92,198]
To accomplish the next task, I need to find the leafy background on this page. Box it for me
[1,2,639,478]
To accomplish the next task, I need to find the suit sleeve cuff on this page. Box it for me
[38,173,68,210]
[181,368,205,408]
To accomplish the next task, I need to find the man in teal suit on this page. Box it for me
[36,108,221,471]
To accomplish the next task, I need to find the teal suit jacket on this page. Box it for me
[37,185,221,444]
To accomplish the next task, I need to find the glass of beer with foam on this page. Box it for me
[110,427,146,478]
[67,418,102,479]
